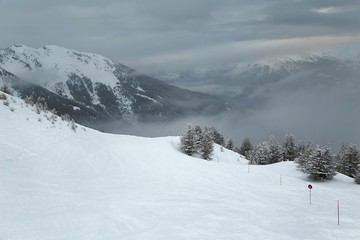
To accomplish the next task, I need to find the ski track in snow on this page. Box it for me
[0,94,360,240]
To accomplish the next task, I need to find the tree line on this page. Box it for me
[179,124,360,184]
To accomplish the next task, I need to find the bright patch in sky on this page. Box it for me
[313,7,337,14]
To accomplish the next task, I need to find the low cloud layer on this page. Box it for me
[99,63,360,151]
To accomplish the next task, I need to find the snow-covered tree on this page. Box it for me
[268,136,284,163]
[208,127,225,146]
[35,97,48,114]
[248,141,270,165]
[226,137,234,151]
[295,141,314,173]
[283,134,297,161]
[0,93,6,100]
[0,84,13,95]
[70,119,77,132]
[355,165,360,184]
[180,124,196,156]
[25,94,35,106]
[307,145,336,181]
[248,136,283,165]
[238,137,253,158]
[336,143,360,179]
[199,127,214,160]
[193,125,203,151]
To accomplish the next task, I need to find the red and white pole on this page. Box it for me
[337,200,340,225]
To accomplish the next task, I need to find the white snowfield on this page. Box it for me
[1,94,359,240]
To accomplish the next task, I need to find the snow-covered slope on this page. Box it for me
[1,94,359,239]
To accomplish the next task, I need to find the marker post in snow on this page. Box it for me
[337,200,340,225]
[308,184,313,205]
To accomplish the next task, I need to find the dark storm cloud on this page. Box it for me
[1,0,359,72]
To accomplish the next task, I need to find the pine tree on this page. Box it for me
[35,97,48,113]
[248,136,284,165]
[295,141,314,173]
[267,136,284,163]
[25,93,35,106]
[336,143,360,178]
[226,137,234,151]
[70,119,77,132]
[307,145,336,181]
[208,127,225,146]
[283,134,297,161]
[355,164,360,184]
[239,137,253,158]
[193,125,203,151]
[0,84,13,95]
[199,127,214,160]
[248,141,270,165]
[180,124,196,156]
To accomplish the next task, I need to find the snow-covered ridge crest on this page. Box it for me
[0,44,132,88]
[0,44,137,120]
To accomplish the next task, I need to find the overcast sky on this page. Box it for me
[1,0,359,72]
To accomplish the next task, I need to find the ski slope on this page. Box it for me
[0,94,359,240]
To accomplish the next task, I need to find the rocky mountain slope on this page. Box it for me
[0,45,225,125]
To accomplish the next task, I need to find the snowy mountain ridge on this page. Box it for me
[0,44,132,87]
[0,44,134,111]
[0,44,226,126]
[1,90,359,239]
[155,53,354,83]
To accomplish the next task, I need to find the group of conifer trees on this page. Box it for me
[246,134,360,183]
[180,124,214,160]
[180,125,360,184]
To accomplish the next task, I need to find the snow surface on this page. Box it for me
[1,94,360,240]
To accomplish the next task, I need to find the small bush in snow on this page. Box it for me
[50,114,58,124]
[61,114,71,122]
[0,84,13,95]
[3,100,9,106]
[0,93,7,100]
[25,94,35,106]
[35,97,48,113]
[70,119,77,131]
